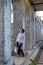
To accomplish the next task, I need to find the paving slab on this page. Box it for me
[38,64,43,65]
[38,50,43,65]
[12,50,33,65]
[38,61,43,64]
[13,56,26,65]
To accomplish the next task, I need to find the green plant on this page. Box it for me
[40,43,43,49]
[30,59,38,65]
[11,40,14,51]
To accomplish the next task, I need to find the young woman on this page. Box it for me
[16,28,25,56]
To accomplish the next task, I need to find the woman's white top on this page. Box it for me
[16,33,24,43]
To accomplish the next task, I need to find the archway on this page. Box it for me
[11,0,26,53]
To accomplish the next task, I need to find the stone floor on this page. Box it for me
[12,43,41,65]
[13,56,26,65]
[38,50,43,65]
[12,50,34,65]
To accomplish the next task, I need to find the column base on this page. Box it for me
[3,57,15,65]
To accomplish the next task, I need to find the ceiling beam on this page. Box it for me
[31,2,43,5]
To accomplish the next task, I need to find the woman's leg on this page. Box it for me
[19,43,24,56]
[18,48,20,55]
[17,42,20,55]
[20,48,24,56]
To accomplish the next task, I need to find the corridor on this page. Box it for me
[0,0,43,65]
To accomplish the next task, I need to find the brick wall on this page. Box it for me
[12,0,35,50]
[25,7,30,49]
[13,0,23,43]
[25,7,34,49]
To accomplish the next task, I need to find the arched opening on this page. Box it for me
[11,2,14,53]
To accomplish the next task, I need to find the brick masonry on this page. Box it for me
[13,0,23,43]
[12,0,41,50]
[30,11,35,49]
[12,0,35,50]
[25,7,30,49]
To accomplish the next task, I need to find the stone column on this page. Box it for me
[34,14,38,44]
[25,7,30,50]
[0,0,4,65]
[30,12,32,49]
[38,20,41,42]
[41,24,43,40]
[13,0,26,50]
[22,17,26,50]
[39,20,41,40]
[4,0,14,65]
[36,17,40,43]
[30,11,34,49]
[21,0,26,50]
[0,0,14,65]
[13,0,23,45]
[34,13,36,45]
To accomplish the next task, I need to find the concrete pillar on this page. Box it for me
[36,17,40,43]
[39,20,41,40]
[25,8,30,50]
[4,0,11,60]
[22,17,26,50]
[34,14,39,44]
[35,23,37,43]
[4,0,13,65]
[0,0,4,65]
[41,24,43,40]
[13,0,23,45]
[34,13,36,45]
[34,14,41,44]
[21,0,26,50]
[0,0,14,65]
[38,20,41,41]
[30,12,32,49]
[13,0,26,50]
[30,11,34,49]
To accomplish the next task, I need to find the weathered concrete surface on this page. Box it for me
[0,0,13,65]
[4,0,13,65]
[0,0,4,65]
